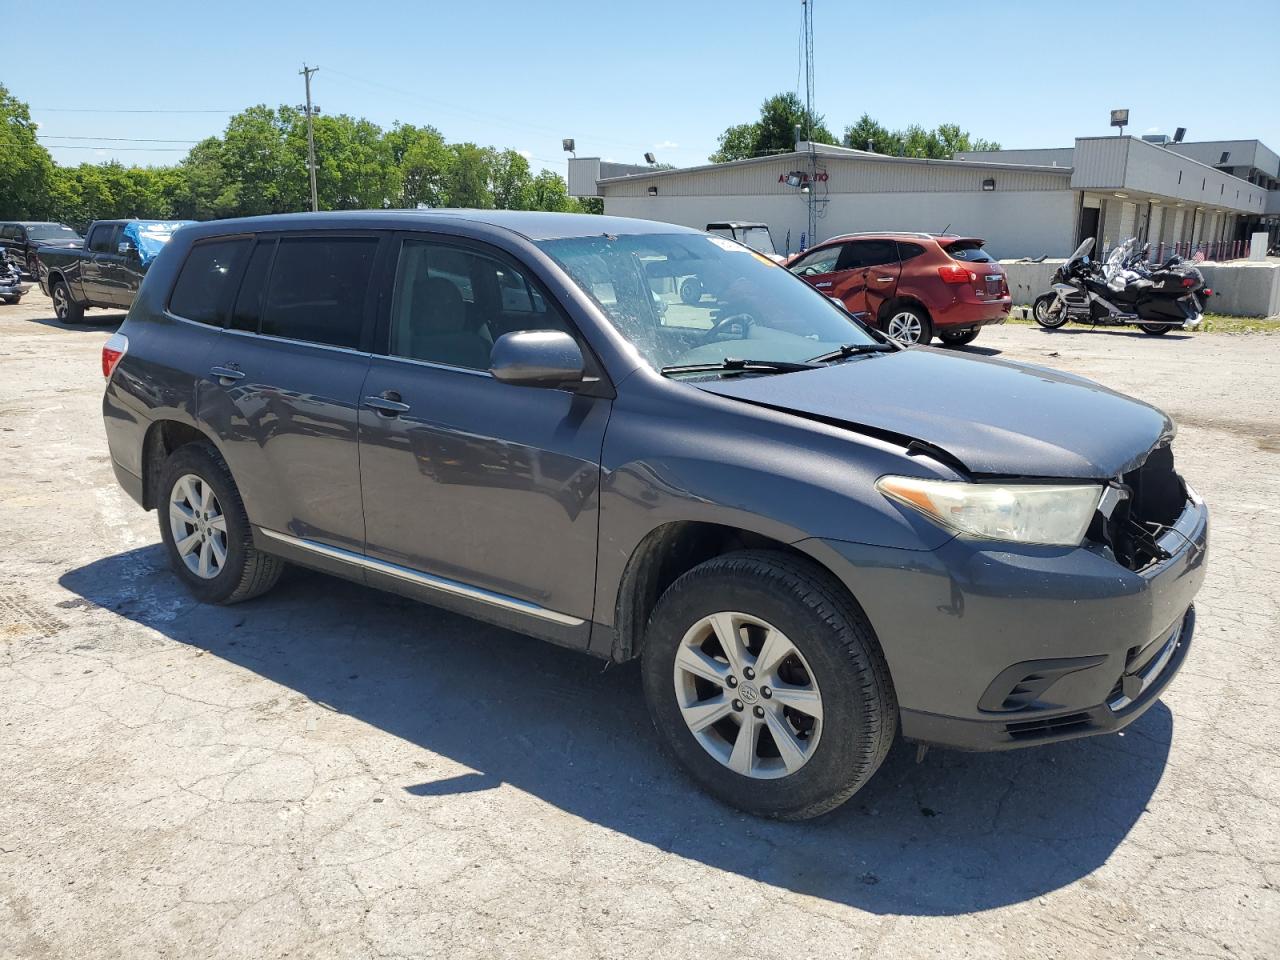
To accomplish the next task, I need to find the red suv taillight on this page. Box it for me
[938,263,976,285]
[102,332,128,380]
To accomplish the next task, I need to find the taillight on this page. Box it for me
[938,263,976,284]
[102,332,128,380]
[1181,277,1196,288]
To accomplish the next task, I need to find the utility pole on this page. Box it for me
[801,0,817,245]
[300,64,319,212]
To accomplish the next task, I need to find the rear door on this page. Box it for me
[198,232,385,555]
[81,224,120,303]
[838,239,901,318]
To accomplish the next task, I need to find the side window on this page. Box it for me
[791,245,842,276]
[1,225,19,240]
[840,240,898,270]
[229,240,275,332]
[388,239,569,370]
[897,241,926,262]
[89,226,118,254]
[259,236,378,348]
[168,239,251,326]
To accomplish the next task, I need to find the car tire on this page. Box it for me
[158,443,285,605]
[1032,293,1068,329]
[51,280,84,324]
[679,277,703,306]
[2,296,19,305]
[1139,323,1173,336]
[883,306,932,346]
[640,550,897,820]
[938,328,980,347]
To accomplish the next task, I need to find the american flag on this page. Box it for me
[1191,250,1206,263]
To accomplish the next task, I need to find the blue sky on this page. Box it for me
[9,0,1277,175]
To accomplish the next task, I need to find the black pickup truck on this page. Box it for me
[37,219,192,322]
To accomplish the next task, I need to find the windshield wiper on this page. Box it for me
[660,357,820,378]
[807,342,896,363]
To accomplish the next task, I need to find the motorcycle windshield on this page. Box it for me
[1069,238,1094,262]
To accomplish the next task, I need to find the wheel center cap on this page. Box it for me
[739,682,760,704]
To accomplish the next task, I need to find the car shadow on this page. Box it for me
[60,545,1174,917]
[941,344,1002,357]
[1032,326,1192,341]
[25,312,126,330]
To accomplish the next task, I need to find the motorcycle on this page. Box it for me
[1032,238,1213,336]
[0,255,30,305]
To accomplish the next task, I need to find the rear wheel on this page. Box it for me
[938,328,980,347]
[2,296,19,305]
[51,280,84,323]
[641,550,897,820]
[1033,293,1068,329]
[883,306,932,346]
[1139,323,1173,336]
[158,443,284,604]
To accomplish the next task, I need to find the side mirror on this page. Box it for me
[117,240,136,256]
[489,330,585,388]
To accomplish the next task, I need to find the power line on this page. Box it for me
[39,135,200,144]
[32,107,233,114]
[41,145,190,152]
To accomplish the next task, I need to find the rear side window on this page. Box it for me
[1,225,18,240]
[897,242,926,262]
[168,239,251,326]
[946,240,994,262]
[259,236,379,348]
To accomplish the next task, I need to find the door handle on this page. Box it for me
[875,276,894,283]
[364,392,411,417]
[210,365,245,384]
[815,281,833,288]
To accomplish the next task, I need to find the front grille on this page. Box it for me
[1005,712,1092,741]
[1090,440,1188,571]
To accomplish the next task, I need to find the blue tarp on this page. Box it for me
[122,221,195,267]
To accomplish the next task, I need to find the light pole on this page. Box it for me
[300,64,320,212]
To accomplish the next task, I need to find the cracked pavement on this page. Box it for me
[1,298,1277,959]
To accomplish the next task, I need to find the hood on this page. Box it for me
[698,348,1171,478]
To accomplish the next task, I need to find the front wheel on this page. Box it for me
[1,295,19,305]
[641,551,897,820]
[158,443,285,604]
[51,280,84,323]
[1032,293,1068,329]
[1139,323,1173,336]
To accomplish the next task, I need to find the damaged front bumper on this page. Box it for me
[804,488,1208,752]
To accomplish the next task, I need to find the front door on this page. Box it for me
[197,232,384,553]
[357,235,609,635]
[789,243,856,305]
[838,239,901,319]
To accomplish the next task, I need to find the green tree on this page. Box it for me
[842,115,1000,158]
[528,169,574,212]
[489,148,533,210]
[0,83,55,219]
[710,92,835,162]
[303,113,400,209]
[842,114,897,154]
[386,122,450,208]
[219,104,305,215]
[442,142,493,208]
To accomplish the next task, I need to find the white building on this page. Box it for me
[570,136,1277,260]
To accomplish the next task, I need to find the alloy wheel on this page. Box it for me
[53,285,68,319]
[672,611,823,779]
[886,311,924,345]
[168,473,228,580]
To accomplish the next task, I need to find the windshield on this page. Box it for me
[1069,237,1095,261]
[735,226,777,256]
[535,232,877,372]
[27,224,81,241]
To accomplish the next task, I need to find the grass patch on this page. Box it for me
[1006,310,1280,334]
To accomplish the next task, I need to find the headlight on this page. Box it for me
[876,476,1102,546]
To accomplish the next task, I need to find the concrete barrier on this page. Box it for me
[1000,258,1280,317]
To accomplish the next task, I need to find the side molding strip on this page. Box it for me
[258,528,585,627]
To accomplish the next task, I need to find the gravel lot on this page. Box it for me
[2,292,1278,960]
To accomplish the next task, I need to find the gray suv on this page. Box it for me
[101,211,1208,819]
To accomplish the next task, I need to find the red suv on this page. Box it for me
[787,232,1010,346]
